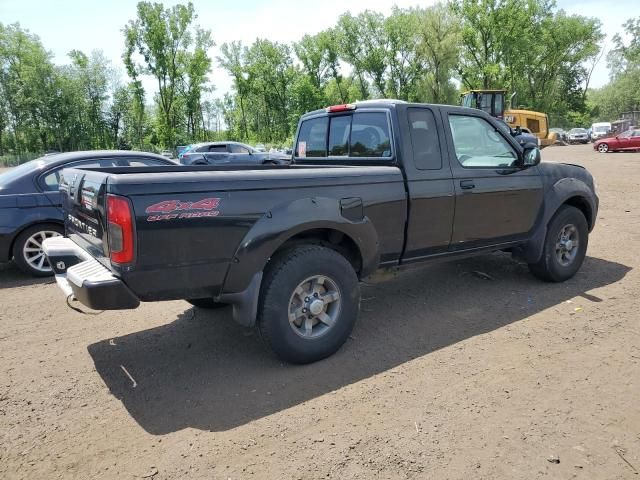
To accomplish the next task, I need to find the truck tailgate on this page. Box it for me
[59,168,111,266]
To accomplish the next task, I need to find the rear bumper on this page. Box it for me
[42,237,140,310]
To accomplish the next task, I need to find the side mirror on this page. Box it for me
[523,146,541,167]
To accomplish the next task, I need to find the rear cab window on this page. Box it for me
[295,111,392,160]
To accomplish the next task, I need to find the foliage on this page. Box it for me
[0,1,636,158]
[589,17,640,122]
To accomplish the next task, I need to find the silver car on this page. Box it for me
[568,128,589,144]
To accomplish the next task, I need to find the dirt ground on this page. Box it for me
[1,144,639,479]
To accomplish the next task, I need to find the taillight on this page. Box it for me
[326,103,356,113]
[107,194,134,264]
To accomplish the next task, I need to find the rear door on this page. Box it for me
[228,143,254,163]
[627,130,640,149]
[400,105,455,260]
[441,108,543,249]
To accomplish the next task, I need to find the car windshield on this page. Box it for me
[0,159,47,186]
[593,126,609,133]
[570,128,587,134]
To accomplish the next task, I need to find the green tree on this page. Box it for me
[415,4,461,104]
[123,1,213,147]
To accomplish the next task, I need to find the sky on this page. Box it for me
[0,0,636,100]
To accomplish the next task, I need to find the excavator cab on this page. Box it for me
[460,90,507,119]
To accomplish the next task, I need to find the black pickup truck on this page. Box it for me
[43,101,598,364]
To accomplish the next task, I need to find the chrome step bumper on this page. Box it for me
[42,237,140,310]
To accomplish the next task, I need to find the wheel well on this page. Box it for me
[564,196,593,229]
[9,221,64,257]
[271,228,363,276]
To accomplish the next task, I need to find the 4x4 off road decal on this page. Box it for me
[145,198,221,222]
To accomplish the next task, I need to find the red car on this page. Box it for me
[594,129,640,153]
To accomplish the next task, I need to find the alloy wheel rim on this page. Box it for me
[599,144,608,152]
[23,230,61,272]
[555,224,579,267]
[288,275,342,339]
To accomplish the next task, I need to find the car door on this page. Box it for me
[228,143,254,163]
[441,108,544,249]
[629,130,640,149]
[400,106,456,261]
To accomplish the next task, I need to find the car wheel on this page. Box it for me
[528,205,588,282]
[258,245,360,364]
[597,143,609,153]
[12,223,64,277]
[186,298,228,309]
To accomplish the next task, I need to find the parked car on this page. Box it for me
[593,129,640,153]
[590,122,612,142]
[179,141,290,166]
[160,150,174,159]
[496,119,539,148]
[568,128,589,144]
[44,101,598,364]
[254,143,267,152]
[549,128,568,143]
[0,151,176,276]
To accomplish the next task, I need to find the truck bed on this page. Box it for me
[59,164,407,301]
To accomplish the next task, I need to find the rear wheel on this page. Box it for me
[12,223,64,277]
[598,143,609,153]
[258,245,360,364]
[528,205,588,282]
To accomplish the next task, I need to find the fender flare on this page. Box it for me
[523,178,596,263]
[221,196,380,295]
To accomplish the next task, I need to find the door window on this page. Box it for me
[408,108,442,170]
[448,115,519,168]
[39,159,112,191]
[229,144,250,154]
[208,144,228,152]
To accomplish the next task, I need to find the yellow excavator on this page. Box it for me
[460,90,557,148]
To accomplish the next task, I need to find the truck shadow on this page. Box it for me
[0,261,54,288]
[87,254,630,434]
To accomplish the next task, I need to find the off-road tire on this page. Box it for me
[528,205,588,282]
[257,245,360,364]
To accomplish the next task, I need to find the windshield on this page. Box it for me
[593,126,609,133]
[570,128,587,134]
[0,159,46,186]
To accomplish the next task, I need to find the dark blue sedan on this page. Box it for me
[0,150,176,276]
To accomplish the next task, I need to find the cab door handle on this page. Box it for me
[460,180,475,190]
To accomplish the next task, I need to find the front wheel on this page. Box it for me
[258,245,360,364]
[597,143,609,153]
[12,223,64,277]
[528,205,588,282]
